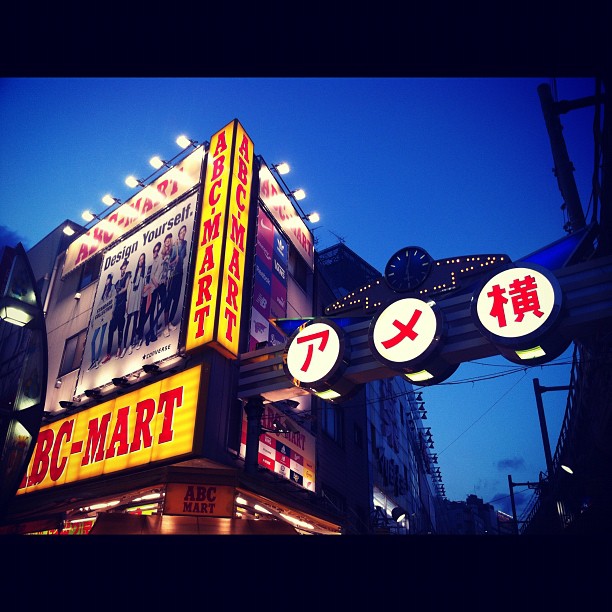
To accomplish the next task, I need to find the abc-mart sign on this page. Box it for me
[284,263,567,398]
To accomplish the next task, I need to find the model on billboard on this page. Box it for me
[152,233,173,339]
[144,241,163,345]
[165,225,187,330]
[124,252,146,355]
[100,258,130,363]
[87,273,114,370]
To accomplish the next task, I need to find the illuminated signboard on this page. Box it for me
[259,163,314,270]
[63,146,205,278]
[248,206,288,351]
[370,298,441,366]
[283,318,359,401]
[239,402,316,491]
[186,119,255,358]
[164,483,235,517]
[75,194,197,397]
[18,365,205,494]
[368,297,457,385]
[472,263,568,364]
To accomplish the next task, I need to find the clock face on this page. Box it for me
[384,247,433,292]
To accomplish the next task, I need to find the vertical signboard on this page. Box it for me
[75,194,197,396]
[248,206,288,351]
[187,119,255,358]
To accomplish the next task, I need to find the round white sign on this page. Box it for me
[475,267,556,338]
[286,322,342,384]
[371,298,438,364]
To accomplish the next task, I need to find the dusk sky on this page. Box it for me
[0,77,598,518]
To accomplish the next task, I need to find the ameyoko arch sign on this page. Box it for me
[471,263,568,364]
[282,261,571,400]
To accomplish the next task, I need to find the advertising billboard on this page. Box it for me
[248,206,288,351]
[239,402,315,492]
[63,146,205,278]
[186,119,255,358]
[258,163,314,270]
[75,193,197,397]
[18,365,206,494]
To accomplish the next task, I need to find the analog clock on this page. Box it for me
[384,246,433,292]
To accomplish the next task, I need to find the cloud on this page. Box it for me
[0,225,28,251]
[496,457,525,471]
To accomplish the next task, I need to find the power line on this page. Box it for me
[436,370,528,457]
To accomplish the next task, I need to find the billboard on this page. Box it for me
[18,365,205,494]
[186,119,255,358]
[63,146,205,278]
[248,206,288,351]
[259,163,314,270]
[239,402,316,492]
[75,194,197,396]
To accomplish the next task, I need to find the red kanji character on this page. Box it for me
[487,284,508,327]
[508,274,544,322]
[296,329,330,372]
[381,309,422,349]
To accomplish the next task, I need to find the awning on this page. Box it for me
[89,512,299,535]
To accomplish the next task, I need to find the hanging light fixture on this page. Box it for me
[272,162,290,175]
[125,175,145,189]
[176,134,198,149]
[102,194,121,206]
[149,155,172,170]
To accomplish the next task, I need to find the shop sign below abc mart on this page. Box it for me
[471,263,568,365]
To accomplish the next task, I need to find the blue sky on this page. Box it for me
[0,77,598,517]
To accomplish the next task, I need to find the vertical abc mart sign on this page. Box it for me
[63,147,205,278]
[186,119,255,358]
[471,263,568,364]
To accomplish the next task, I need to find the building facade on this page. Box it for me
[0,119,446,535]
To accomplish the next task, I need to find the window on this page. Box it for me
[321,401,343,444]
[288,247,308,291]
[58,329,87,377]
[78,254,101,291]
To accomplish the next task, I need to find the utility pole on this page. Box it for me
[532,378,571,478]
[538,83,587,233]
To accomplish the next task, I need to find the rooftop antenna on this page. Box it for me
[328,230,346,244]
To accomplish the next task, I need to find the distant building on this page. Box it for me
[440,494,500,535]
